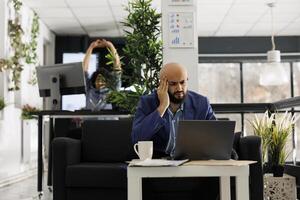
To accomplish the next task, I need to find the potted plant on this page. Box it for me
[106,0,162,114]
[21,104,40,163]
[21,104,39,120]
[250,111,299,177]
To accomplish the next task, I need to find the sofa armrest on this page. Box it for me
[53,137,81,200]
[239,135,263,200]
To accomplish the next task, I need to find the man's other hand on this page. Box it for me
[157,77,169,117]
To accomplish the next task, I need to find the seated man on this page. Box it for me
[132,62,216,158]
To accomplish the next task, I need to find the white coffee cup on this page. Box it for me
[134,141,153,160]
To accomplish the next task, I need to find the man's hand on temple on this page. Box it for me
[157,77,169,117]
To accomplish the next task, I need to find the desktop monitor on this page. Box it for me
[36,62,86,110]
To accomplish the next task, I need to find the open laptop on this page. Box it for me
[173,120,236,160]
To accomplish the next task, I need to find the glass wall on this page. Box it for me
[243,63,290,103]
[198,61,299,161]
[198,63,241,103]
[293,62,300,161]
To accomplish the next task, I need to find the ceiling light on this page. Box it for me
[259,2,288,86]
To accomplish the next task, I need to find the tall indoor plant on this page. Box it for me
[107,0,162,113]
[250,111,299,176]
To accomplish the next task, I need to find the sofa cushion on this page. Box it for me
[81,119,136,162]
[66,163,128,188]
[233,132,241,154]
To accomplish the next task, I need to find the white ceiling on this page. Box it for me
[23,0,300,37]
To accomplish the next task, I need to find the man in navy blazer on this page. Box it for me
[132,62,216,157]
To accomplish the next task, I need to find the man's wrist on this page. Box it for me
[157,105,168,117]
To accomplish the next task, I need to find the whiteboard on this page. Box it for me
[168,0,193,6]
[168,12,194,48]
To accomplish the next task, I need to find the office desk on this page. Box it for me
[128,160,255,200]
[32,110,131,197]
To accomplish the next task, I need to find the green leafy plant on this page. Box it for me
[250,111,274,164]
[21,104,39,120]
[103,47,123,91]
[250,111,299,166]
[0,0,40,90]
[107,0,162,113]
[106,84,146,114]
[105,47,124,69]
[0,98,5,111]
[26,12,40,86]
[25,12,39,65]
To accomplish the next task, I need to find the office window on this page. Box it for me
[295,121,300,161]
[63,53,98,77]
[243,63,290,103]
[215,114,242,133]
[293,62,300,161]
[198,63,240,103]
[243,113,262,136]
[293,62,300,97]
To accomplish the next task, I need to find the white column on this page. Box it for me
[161,0,199,92]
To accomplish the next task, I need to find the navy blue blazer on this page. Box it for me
[132,90,216,153]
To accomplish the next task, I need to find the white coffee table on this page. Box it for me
[127,160,255,200]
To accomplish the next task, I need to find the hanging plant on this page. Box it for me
[26,12,40,86]
[0,0,25,90]
[0,0,40,90]
[25,12,39,65]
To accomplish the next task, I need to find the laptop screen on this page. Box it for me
[174,120,235,160]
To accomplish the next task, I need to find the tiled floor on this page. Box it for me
[0,173,52,200]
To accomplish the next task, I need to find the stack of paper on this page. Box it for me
[128,159,189,167]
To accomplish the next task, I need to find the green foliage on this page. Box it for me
[269,125,291,166]
[107,84,146,114]
[0,0,40,90]
[250,111,274,164]
[0,98,5,110]
[25,12,40,65]
[123,0,162,92]
[105,47,124,68]
[26,12,40,86]
[12,0,22,10]
[21,104,39,120]
[250,111,299,166]
[107,0,162,113]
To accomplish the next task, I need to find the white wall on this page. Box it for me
[0,0,55,185]
[161,0,199,92]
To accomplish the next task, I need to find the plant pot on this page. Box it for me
[272,165,284,177]
[263,162,272,174]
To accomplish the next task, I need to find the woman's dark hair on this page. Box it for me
[89,68,110,88]
[90,70,102,88]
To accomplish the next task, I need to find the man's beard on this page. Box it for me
[168,91,186,104]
